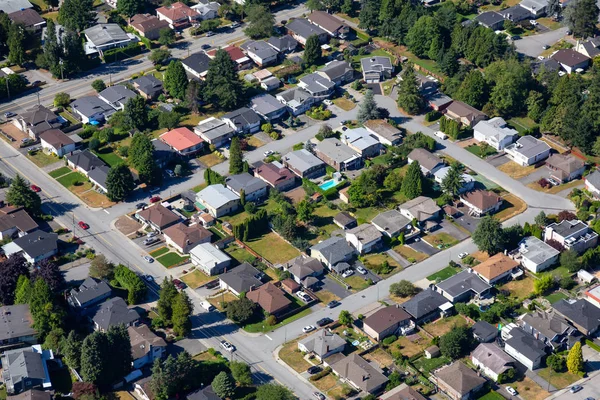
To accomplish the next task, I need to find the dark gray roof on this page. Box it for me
[92,297,140,331]
[553,299,600,333]
[8,390,52,400]
[88,165,111,189]
[285,255,324,280]
[250,94,286,116]
[401,288,448,319]
[330,354,388,393]
[267,35,298,52]
[314,138,359,164]
[186,385,221,400]
[219,262,263,294]
[241,40,279,60]
[435,270,491,299]
[498,5,532,21]
[371,210,410,236]
[67,150,105,172]
[69,277,112,307]
[475,11,504,27]
[299,73,335,94]
[319,60,352,81]
[334,211,356,227]
[434,362,487,396]
[582,41,600,57]
[472,320,497,340]
[547,219,588,238]
[286,18,327,39]
[99,85,137,106]
[0,304,35,342]
[532,58,561,75]
[310,236,354,265]
[586,171,600,189]
[18,105,61,134]
[508,135,550,158]
[222,107,261,130]
[71,96,116,119]
[299,330,346,357]
[182,52,211,75]
[505,327,547,360]
[3,347,46,387]
[133,75,163,97]
[152,138,175,161]
[84,24,130,46]
[12,230,58,259]
[522,310,571,339]
[277,87,312,104]
[225,172,268,195]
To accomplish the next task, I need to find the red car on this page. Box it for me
[78,221,89,230]
[150,196,161,203]
[30,184,41,192]
[173,279,186,290]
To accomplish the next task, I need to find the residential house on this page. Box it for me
[471,343,515,382]
[298,73,335,99]
[406,148,444,176]
[307,11,349,38]
[152,139,175,168]
[0,304,37,347]
[219,262,264,296]
[208,46,252,69]
[190,1,220,21]
[267,35,298,53]
[473,253,520,285]
[246,282,291,316]
[519,0,548,16]
[284,255,324,286]
[282,149,326,179]
[433,362,486,400]
[189,242,232,275]
[156,2,200,29]
[383,387,427,400]
[240,40,279,66]
[434,166,475,194]
[585,170,600,199]
[2,230,58,264]
[330,353,388,394]
[398,70,438,95]
[435,269,491,303]
[225,172,269,203]
[544,219,598,254]
[0,0,33,14]
[196,184,240,218]
[281,278,301,293]
[503,327,547,370]
[250,94,287,121]
[0,206,38,241]
[286,18,329,45]
[129,14,170,40]
[575,37,600,59]
[310,236,355,269]
[444,101,487,127]
[427,91,454,112]
[505,136,551,166]
[552,298,600,336]
[314,138,363,171]
[193,117,235,147]
[7,390,52,400]
[371,210,412,239]
[460,190,503,217]
[341,128,381,158]
[98,85,137,111]
[253,161,296,191]
[317,60,354,85]
[92,297,140,332]
[222,107,261,134]
[545,153,585,183]
[276,87,316,116]
[83,24,137,55]
[160,127,204,156]
[520,310,575,350]
[128,325,167,369]
[163,223,212,254]
[298,330,346,361]
[260,76,281,91]
[511,236,560,273]
[399,196,441,226]
[475,11,504,30]
[585,285,600,308]
[181,51,212,79]
[135,204,180,232]
[345,223,383,254]
[361,56,393,83]
[472,321,498,343]
[8,9,45,33]
[334,211,357,230]
[71,96,116,124]
[498,5,532,22]
[68,277,111,309]
[66,150,105,176]
[186,386,221,400]
[132,75,163,99]
[532,58,561,75]
[88,165,110,193]
[473,117,519,151]
[13,105,63,139]
[364,119,402,146]
[363,305,414,341]
[2,345,53,394]
[401,288,453,324]
[551,49,590,74]
[39,129,75,157]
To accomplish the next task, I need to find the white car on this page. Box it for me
[297,291,311,302]
[145,275,154,282]
[506,386,518,396]
[143,256,154,263]
[303,325,315,333]
[458,252,468,259]
[264,150,274,157]
[323,99,333,106]
[342,269,354,278]
[537,55,545,60]
[435,131,447,140]
[220,340,235,352]
[356,266,367,275]
[529,20,538,25]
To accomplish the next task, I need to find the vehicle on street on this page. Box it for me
[78,221,89,230]
[143,256,154,263]
[537,55,545,60]
[435,131,447,140]
[136,202,147,209]
[150,196,161,203]
[220,340,235,352]
[542,44,550,50]
[313,393,325,400]
[506,387,518,396]
[264,150,274,156]
[297,291,311,302]
[327,300,340,308]
[584,397,595,400]
[206,31,214,36]
[342,269,354,278]
[173,279,186,290]
[31,80,42,86]
[4,112,16,118]
[570,385,583,394]
[323,99,333,106]
[316,317,333,327]
[356,265,367,275]
[230,22,240,28]
[30,184,41,192]
[201,44,211,49]
[307,366,322,374]
[302,325,315,333]
[458,252,468,259]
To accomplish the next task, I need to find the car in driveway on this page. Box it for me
[506,387,518,396]
[173,279,186,290]
[316,317,333,327]
[30,184,41,192]
[307,366,322,374]
[356,265,367,275]
[220,340,235,352]
[313,393,325,400]
[78,221,89,230]
[147,231,159,238]
[302,325,315,333]
[458,252,468,259]
[341,269,354,278]
[143,237,160,246]
[297,291,311,302]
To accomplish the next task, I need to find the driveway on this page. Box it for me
[518,166,548,185]
[317,275,352,299]
[168,338,206,357]
[514,27,569,57]
[487,154,510,167]
[437,219,469,241]
[453,213,480,234]
[367,83,382,95]
[408,238,439,256]
[583,344,600,373]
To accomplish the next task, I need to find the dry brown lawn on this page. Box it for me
[393,245,428,262]
[199,153,225,167]
[393,334,429,358]
[500,276,535,300]
[312,373,338,392]
[495,194,528,222]
[279,340,312,373]
[527,179,584,195]
[470,251,490,263]
[181,270,213,288]
[115,215,142,236]
[315,290,340,305]
[78,189,115,208]
[362,348,394,368]
[208,291,238,311]
[511,376,550,400]
[333,98,356,111]
[423,315,470,337]
[497,161,538,179]
[247,136,265,149]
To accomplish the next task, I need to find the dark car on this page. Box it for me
[316,317,333,327]
[327,300,340,308]
[202,44,211,49]
[4,112,16,118]
[136,202,147,209]
[307,366,322,375]
[173,279,186,290]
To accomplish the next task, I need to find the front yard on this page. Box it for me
[156,252,189,268]
[495,194,528,222]
[423,232,459,249]
[511,376,550,400]
[497,161,538,180]
[314,289,340,305]
[279,340,312,373]
[537,367,580,389]
[466,144,497,158]
[181,269,213,288]
[362,252,401,277]
[245,232,300,265]
[527,179,584,195]
[208,291,238,311]
[393,245,428,263]
[56,171,87,187]
[242,308,312,333]
[27,150,59,167]
[333,98,356,111]
[198,153,225,167]
[426,265,460,282]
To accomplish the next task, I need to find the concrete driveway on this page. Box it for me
[317,275,352,299]
[518,166,548,185]
[514,27,569,57]
[488,154,510,167]
[453,213,480,234]
[409,238,439,256]
[367,83,382,95]
[437,220,469,241]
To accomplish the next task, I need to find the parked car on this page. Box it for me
[302,325,315,333]
[145,275,154,282]
[327,300,340,308]
[313,393,325,400]
[356,265,367,275]
[150,196,161,203]
[143,237,160,246]
[529,20,538,25]
[165,169,175,177]
[297,291,311,302]
[323,99,333,106]
[173,279,186,290]
[4,111,16,118]
[147,231,159,238]
[78,221,89,230]
[206,31,215,36]
[570,385,583,394]
[143,256,154,263]
[220,340,235,352]
[506,387,518,396]
[230,22,240,28]
[316,317,333,327]
[435,131,447,140]
[136,202,147,209]
[542,44,550,50]
[30,184,41,192]
[307,366,322,374]
[342,269,354,278]
[264,150,274,157]
[21,138,32,144]
[202,44,211,49]
[458,252,468,259]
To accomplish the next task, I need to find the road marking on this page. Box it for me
[264,335,272,341]
[104,209,110,214]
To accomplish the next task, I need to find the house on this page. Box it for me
[253,161,296,191]
[1,345,53,394]
[341,128,381,158]
[427,91,454,111]
[551,49,590,74]
[383,386,427,400]
[363,305,414,341]
[333,211,357,230]
[208,46,252,69]
[132,75,164,99]
[0,304,37,347]
[286,18,329,45]
[498,5,532,22]
[190,1,220,21]
[8,9,45,33]
[444,101,487,127]
[128,325,167,369]
[361,56,393,83]
[317,60,354,85]
[585,170,600,199]
[276,88,316,116]
[163,223,212,254]
[190,243,232,275]
[532,58,562,75]
[471,343,515,382]
[364,119,402,146]
[505,136,551,166]
[307,11,349,38]
[13,105,63,139]
[250,94,287,121]
[401,288,452,324]
[186,386,221,400]
[282,149,326,179]
[267,35,298,53]
[7,390,52,400]
[585,285,600,308]
[246,282,291,316]
[66,150,105,176]
[240,40,279,66]
[156,2,200,29]
[575,38,600,59]
[136,204,180,232]
[152,139,175,168]
[519,0,548,16]
[310,236,355,269]
[399,196,441,225]
[434,167,475,194]
[545,153,585,183]
[520,310,575,350]
[88,165,110,193]
[83,24,137,55]
[219,262,263,296]
[398,70,438,95]
[225,173,269,203]
[473,117,519,151]
[298,330,346,361]
[346,223,383,254]
[260,76,281,91]
[544,219,598,254]
[284,255,324,285]
[71,96,116,124]
[579,270,596,284]
[68,277,111,309]
[298,73,335,99]
[407,148,444,176]
[134,377,154,400]
[330,353,388,394]
[160,127,204,156]
[314,138,363,172]
[433,362,486,400]
[473,253,519,285]
[475,11,504,30]
[511,236,560,273]
[182,51,212,79]
[196,184,240,218]
[2,230,58,264]
[472,320,498,343]
[0,206,38,241]
[129,14,170,40]
[193,117,235,147]
[281,277,301,293]
[435,269,492,303]
[92,297,140,332]
[503,327,547,370]
[222,107,261,134]
[460,190,503,217]
[552,298,600,336]
[39,129,75,157]
[0,0,33,14]
[98,85,137,111]
[371,210,412,239]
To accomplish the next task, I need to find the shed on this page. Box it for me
[578,270,596,284]
[425,345,440,359]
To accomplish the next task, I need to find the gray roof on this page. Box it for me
[196,184,240,209]
[0,304,35,342]
[407,148,443,172]
[8,9,44,28]
[12,230,58,259]
[341,128,380,152]
[225,172,268,195]
[286,255,324,280]
[152,138,175,161]
[219,262,263,294]
[522,310,571,340]
[187,386,221,400]
[334,211,356,227]
[67,150,105,172]
[299,330,346,357]
[427,91,453,108]
[241,40,279,60]
[315,138,359,164]
[498,5,532,21]
[69,277,112,308]
[401,288,448,319]
[532,58,561,75]
[299,73,335,94]
[547,219,588,238]
[475,11,504,27]
[520,0,549,9]
[330,354,388,393]
[371,210,410,236]
[363,305,412,335]
[346,223,382,245]
[99,85,137,106]
[18,105,61,135]
[319,60,352,81]
[72,96,116,119]
[250,94,286,116]
[582,41,600,57]
[399,196,441,222]
[471,343,514,375]
[310,236,355,266]
[517,236,560,266]
[267,35,298,52]
[283,149,325,173]
[133,75,163,97]
[0,0,33,15]
[286,18,327,39]
[434,362,487,396]
[222,107,261,130]
[92,297,140,331]
[84,24,130,46]
[586,171,600,189]
[505,327,547,361]
[474,117,518,143]
[552,299,600,333]
[360,56,393,74]
[195,118,235,141]
[88,165,110,190]
[3,347,46,387]
[277,87,313,106]
[435,270,491,299]
[182,52,211,75]
[507,135,551,158]
[8,390,52,400]
[472,320,497,341]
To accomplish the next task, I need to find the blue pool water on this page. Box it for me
[319,179,337,191]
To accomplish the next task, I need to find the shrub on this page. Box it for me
[538,178,551,188]
[382,335,397,346]
[425,110,441,122]
[266,315,277,326]
[309,367,331,381]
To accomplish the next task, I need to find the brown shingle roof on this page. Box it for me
[363,305,411,335]
[551,49,590,67]
[407,148,443,172]
[461,189,501,211]
[434,362,486,396]
[307,11,347,33]
[254,162,295,186]
[330,353,388,393]
[137,204,179,229]
[156,2,197,21]
[130,13,170,33]
[39,129,74,149]
[0,207,38,234]
[128,325,166,361]
[246,282,291,314]
[546,153,585,179]
[163,222,212,249]
[385,386,427,400]
[446,101,487,122]
[473,253,519,281]
[8,9,44,27]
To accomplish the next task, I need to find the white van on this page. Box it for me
[200,301,215,311]
[435,131,448,140]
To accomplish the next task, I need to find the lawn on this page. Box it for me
[466,144,497,158]
[393,245,427,263]
[57,171,87,188]
[181,269,213,288]
[536,17,562,30]
[423,315,469,337]
[497,161,537,180]
[49,166,72,178]
[59,111,79,124]
[208,291,238,311]
[225,245,257,265]
[0,386,6,400]
[245,232,300,264]
[423,232,459,249]
[545,291,568,304]
[149,247,169,257]
[333,98,356,111]
[362,348,394,368]
[199,153,225,167]
[427,266,460,282]
[392,333,430,358]
[314,289,340,305]
[537,367,580,389]
[79,189,115,208]
[27,150,59,167]
[344,275,372,291]
[243,308,312,333]
[499,276,534,300]
[353,206,383,224]
[362,253,401,277]
[478,391,506,400]
[527,179,584,195]
[508,116,537,133]
[511,376,550,400]
[495,194,528,222]
[157,252,189,268]
[279,340,312,373]
[312,373,338,392]
[547,265,571,279]
[220,210,250,226]
[247,136,265,149]
[412,355,451,374]
[95,147,124,167]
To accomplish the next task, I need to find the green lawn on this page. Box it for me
[427,266,460,282]
[412,355,451,374]
[344,275,372,291]
[27,150,59,167]
[149,247,169,257]
[478,391,505,400]
[56,171,87,188]
[243,308,312,333]
[537,367,580,389]
[466,144,497,158]
[157,252,189,268]
[545,292,568,304]
[508,117,537,133]
[94,147,124,167]
[0,386,6,400]
[49,166,72,178]
[225,245,257,265]
[181,269,213,288]
[245,232,300,264]
[220,210,250,226]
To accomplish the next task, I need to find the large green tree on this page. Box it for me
[211,372,236,399]
[157,278,178,325]
[255,384,295,400]
[7,174,42,215]
[138,154,161,186]
[401,161,423,200]
[396,64,424,115]
[172,291,193,337]
[229,136,244,174]
[43,20,63,78]
[439,326,474,360]
[58,0,95,31]
[472,216,505,254]
[8,24,26,66]
[117,0,144,17]
[244,5,274,39]
[303,34,322,66]
[357,89,380,123]
[564,0,599,38]
[106,164,135,202]
[80,331,108,385]
[225,297,256,323]
[441,162,464,197]
[230,361,253,386]
[567,341,584,374]
[124,96,149,130]
[61,30,86,77]
[164,60,188,100]
[62,331,82,370]
[406,16,442,59]
[205,49,244,110]
[456,70,488,110]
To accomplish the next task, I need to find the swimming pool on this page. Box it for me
[319,179,338,191]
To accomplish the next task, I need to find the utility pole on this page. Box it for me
[5,78,9,99]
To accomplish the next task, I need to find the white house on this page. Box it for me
[39,129,75,157]
[345,224,382,254]
[240,40,279,66]
[196,184,240,218]
[544,219,599,254]
[298,330,346,361]
[473,117,519,151]
[189,242,232,275]
[503,327,546,370]
[2,229,58,264]
[585,170,600,199]
[504,136,551,166]
[512,236,560,273]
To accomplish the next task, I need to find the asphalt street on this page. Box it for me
[514,27,569,58]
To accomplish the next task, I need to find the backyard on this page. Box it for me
[94,147,124,167]
[245,232,300,264]
[422,315,470,337]
[390,333,430,358]
[225,245,257,265]
[500,276,535,300]
[412,355,450,374]
[362,348,394,368]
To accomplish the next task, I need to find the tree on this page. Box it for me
[389,280,419,297]
[164,60,188,100]
[341,0,353,15]
[158,28,175,46]
[547,354,566,373]
[80,332,108,385]
[307,0,324,10]
[62,331,82,370]
[558,210,577,222]
[401,161,423,200]
[303,35,322,66]
[58,0,95,31]
[229,136,244,174]
[14,275,31,304]
[225,297,256,323]
[255,384,295,400]
[124,96,149,130]
[535,211,548,226]
[567,341,584,374]
[117,0,143,17]
[534,273,555,295]
[157,111,180,130]
[205,49,244,110]
[560,249,581,273]
[439,326,474,359]
[211,372,235,398]
[0,255,29,304]
[564,0,599,38]
[114,264,147,304]
[29,278,64,340]
[7,174,41,215]
[61,30,86,77]
[128,133,153,168]
[441,162,464,197]
[357,89,380,123]
[384,169,402,191]
[472,216,505,254]
[54,92,71,108]
[157,278,178,325]
[89,254,114,280]
[92,79,106,92]
[406,16,441,59]
[106,164,135,202]
[338,310,353,326]
[456,70,488,110]
[107,324,133,380]
[172,291,192,336]
[138,151,162,186]
[33,259,64,292]
[397,64,424,115]
[150,352,199,400]
[44,19,63,78]
[359,0,381,31]
[244,5,274,39]
[149,48,171,66]
[296,200,315,223]
[185,79,202,114]
[526,90,545,122]
[8,24,26,66]
[230,361,252,386]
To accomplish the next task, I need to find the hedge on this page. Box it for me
[103,43,144,62]
[114,264,147,304]
[309,367,332,381]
